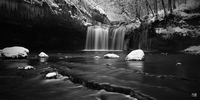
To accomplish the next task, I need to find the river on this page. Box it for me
[0,51,199,100]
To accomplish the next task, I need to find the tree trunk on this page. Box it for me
[135,0,141,20]
[154,0,158,19]
[138,1,141,20]
[168,0,173,13]
[146,0,149,15]
[135,0,138,18]
[145,0,154,17]
[161,0,167,16]
[172,0,176,9]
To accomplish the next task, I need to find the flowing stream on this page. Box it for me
[0,51,199,100]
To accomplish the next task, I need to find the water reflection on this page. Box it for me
[2,60,28,69]
[127,61,144,71]
[39,57,48,63]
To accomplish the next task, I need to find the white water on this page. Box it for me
[85,26,109,50]
[111,27,126,50]
[85,26,126,51]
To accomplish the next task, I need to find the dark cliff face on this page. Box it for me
[0,0,110,51]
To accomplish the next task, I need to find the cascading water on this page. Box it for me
[110,27,126,50]
[85,25,126,51]
[85,26,109,50]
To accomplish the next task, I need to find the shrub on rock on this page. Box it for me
[125,49,145,61]
[1,46,29,59]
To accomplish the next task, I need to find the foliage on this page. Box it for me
[91,0,199,22]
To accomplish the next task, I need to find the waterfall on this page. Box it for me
[85,26,126,51]
[85,26,109,50]
[110,27,126,50]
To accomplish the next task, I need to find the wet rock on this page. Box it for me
[18,65,36,70]
[43,67,64,79]
[104,63,112,66]
[94,56,101,60]
[161,53,168,55]
[40,67,58,74]
[125,49,145,61]
[176,62,182,65]
[60,70,156,100]
[104,53,119,59]
[191,93,197,97]
[38,52,49,58]
[1,46,29,59]
[183,45,200,55]
[16,71,27,77]
[45,72,58,79]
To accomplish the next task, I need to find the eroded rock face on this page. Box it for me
[104,53,119,59]
[1,46,29,59]
[125,49,145,61]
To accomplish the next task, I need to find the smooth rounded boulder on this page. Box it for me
[45,72,58,79]
[125,49,145,61]
[94,56,101,59]
[1,46,29,59]
[104,53,119,59]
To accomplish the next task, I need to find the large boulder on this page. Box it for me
[104,53,119,59]
[1,46,29,59]
[183,45,200,54]
[125,49,145,61]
